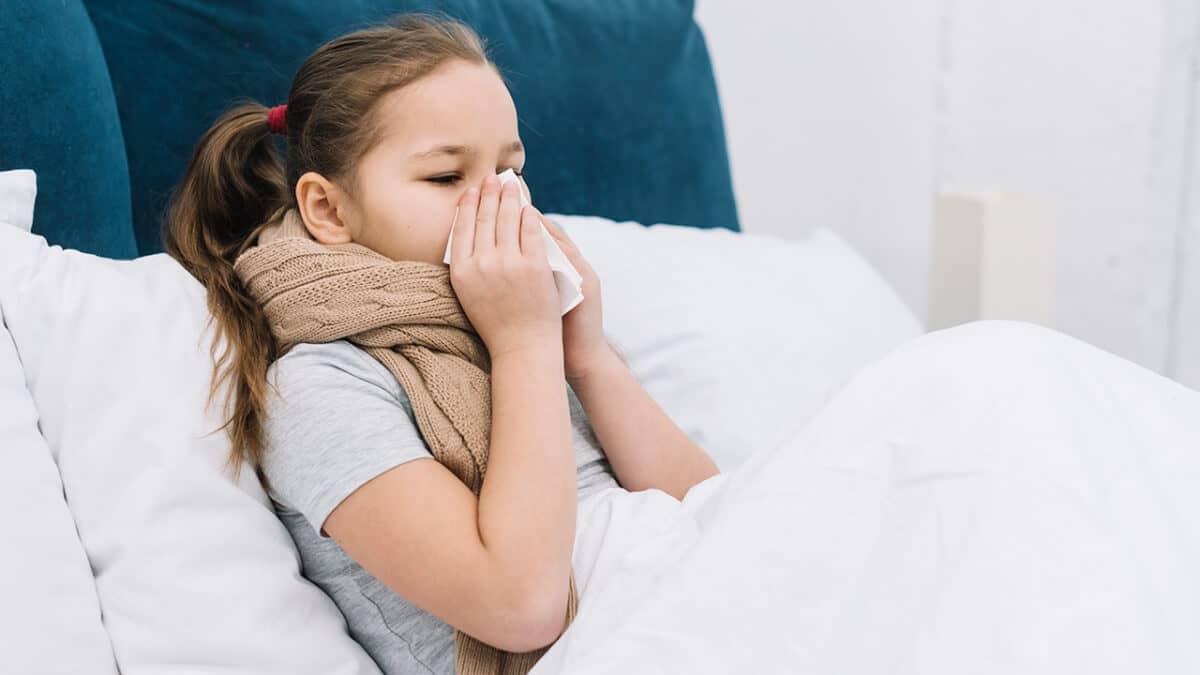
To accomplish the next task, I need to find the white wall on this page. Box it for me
[1174,7,1200,387]
[694,0,939,322]
[696,0,1200,388]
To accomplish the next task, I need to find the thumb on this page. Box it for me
[538,212,589,270]
[540,213,574,245]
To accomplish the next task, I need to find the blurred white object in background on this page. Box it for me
[929,191,1057,330]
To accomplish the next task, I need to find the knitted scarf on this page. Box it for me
[233,207,578,675]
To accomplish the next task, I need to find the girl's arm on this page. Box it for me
[325,344,576,653]
[328,175,580,649]
[533,212,717,499]
[568,342,720,500]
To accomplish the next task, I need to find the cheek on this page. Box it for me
[361,186,459,263]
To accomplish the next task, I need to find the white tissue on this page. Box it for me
[443,169,584,316]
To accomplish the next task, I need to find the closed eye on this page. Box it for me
[427,169,524,186]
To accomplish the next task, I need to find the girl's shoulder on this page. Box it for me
[268,339,404,403]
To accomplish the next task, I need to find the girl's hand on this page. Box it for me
[448,175,562,360]
[538,212,612,380]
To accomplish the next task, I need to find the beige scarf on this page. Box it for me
[233,208,578,675]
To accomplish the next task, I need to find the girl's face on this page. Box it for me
[297,58,526,264]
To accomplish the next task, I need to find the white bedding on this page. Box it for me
[533,320,1200,675]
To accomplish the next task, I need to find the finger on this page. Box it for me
[519,205,546,259]
[540,213,576,252]
[475,173,501,251]
[540,213,571,242]
[450,187,479,266]
[495,179,521,251]
[539,212,592,275]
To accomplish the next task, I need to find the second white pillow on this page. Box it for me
[549,214,923,470]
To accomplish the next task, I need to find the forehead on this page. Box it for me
[371,59,519,153]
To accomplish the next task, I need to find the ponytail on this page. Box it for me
[162,102,287,488]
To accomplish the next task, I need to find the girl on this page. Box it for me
[163,13,719,675]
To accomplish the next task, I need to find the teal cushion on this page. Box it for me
[0,1,137,258]
[84,0,740,255]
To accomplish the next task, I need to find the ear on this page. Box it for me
[295,171,354,244]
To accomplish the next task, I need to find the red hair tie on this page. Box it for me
[267,104,288,135]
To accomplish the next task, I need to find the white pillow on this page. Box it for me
[549,214,923,469]
[0,170,118,673]
[0,169,36,231]
[0,229,382,675]
[0,309,119,675]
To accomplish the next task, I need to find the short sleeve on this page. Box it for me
[261,340,435,538]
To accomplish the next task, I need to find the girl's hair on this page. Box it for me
[162,14,491,487]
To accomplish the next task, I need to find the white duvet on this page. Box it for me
[532,321,1200,675]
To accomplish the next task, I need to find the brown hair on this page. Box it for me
[162,14,491,487]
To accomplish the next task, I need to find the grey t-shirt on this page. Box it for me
[260,339,619,675]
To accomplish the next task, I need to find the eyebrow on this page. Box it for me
[411,140,524,160]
